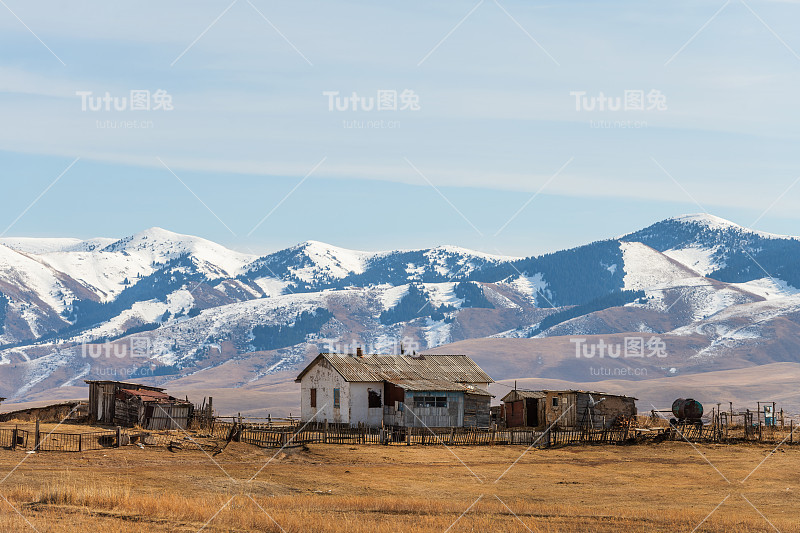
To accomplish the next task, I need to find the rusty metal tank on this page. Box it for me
[672,398,703,421]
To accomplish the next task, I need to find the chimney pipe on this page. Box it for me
[356,347,363,357]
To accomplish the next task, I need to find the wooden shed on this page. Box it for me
[502,389,636,430]
[501,390,545,428]
[85,380,168,424]
[114,388,191,430]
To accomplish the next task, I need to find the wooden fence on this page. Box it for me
[2,418,796,453]
[212,421,633,448]
[207,418,800,449]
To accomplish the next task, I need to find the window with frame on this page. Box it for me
[413,395,447,408]
[333,388,340,409]
[310,388,317,408]
[552,397,559,408]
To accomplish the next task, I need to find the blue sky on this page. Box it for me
[1,0,800,256]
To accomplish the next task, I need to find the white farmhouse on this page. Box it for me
[295,349,493,428]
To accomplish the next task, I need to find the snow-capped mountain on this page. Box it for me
[624,213,800,281]
[242,240,516,293]
[3,213,800,404]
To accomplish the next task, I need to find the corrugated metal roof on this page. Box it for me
[541,389,638,400]
[501,390,546,402]
[501,389,637,402]
[117,388,190,404]
[84,380,165,392]
[391,379,492,395]
[296,353,493,385]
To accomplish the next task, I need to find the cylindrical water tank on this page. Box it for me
[672,398,703,420]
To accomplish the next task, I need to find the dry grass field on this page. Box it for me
[1,435,798,533]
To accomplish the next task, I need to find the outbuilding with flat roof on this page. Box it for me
[502,389,637,430]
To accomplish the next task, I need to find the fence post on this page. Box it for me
[79,433,82,453]
[11,427,17,451]
[34,420,40,451]
[116,426,121,448]
[324,420,329,444]
[791,420,794,445]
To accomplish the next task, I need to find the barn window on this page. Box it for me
[310,388,317,408]
[333,388,340,409]
[552,397,559,408]
[413,396,447,408]
[368,389,382,408]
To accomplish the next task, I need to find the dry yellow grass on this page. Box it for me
[0,441,798,532]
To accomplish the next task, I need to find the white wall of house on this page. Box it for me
[299,358,350,424]
[349,382,384,427]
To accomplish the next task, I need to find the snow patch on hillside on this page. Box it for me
[662,246,722,277]
[146,291,330,365]
[621,241,696,291]
[73,290,195,341]
[423,283,462,308]
[732,278,800,300]
[380,284,409,309]
[423,318,451,347]
[671,294,800,337]
[508,273,550,306]
[252,277,290,297]
[0,244,76,313]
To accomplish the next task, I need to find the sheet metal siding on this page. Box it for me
[146,404,190,430]
[113,399,190,430]
[404,391,463,428]
[504,399,526,427]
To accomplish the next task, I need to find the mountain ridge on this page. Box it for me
[2,213,800,409]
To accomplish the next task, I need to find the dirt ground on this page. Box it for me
[0,439,798,532]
